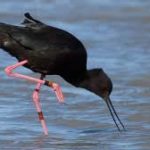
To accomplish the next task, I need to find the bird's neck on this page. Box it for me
[61,70,87,87]
[74,69,92,88]
[61,69,94,88]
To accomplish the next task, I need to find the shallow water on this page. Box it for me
[0,0,150,150]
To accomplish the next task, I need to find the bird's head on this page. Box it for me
[79,68,125,131]
[79,68,112,99]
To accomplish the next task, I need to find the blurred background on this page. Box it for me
[0,0,150,150]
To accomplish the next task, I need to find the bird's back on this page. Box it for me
[0,13,87,80]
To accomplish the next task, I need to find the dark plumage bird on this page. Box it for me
[0,13,125,131]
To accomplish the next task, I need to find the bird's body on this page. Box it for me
[0,13,125,133]
[0,20,87,85]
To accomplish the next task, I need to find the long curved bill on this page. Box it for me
[104,97,125,131]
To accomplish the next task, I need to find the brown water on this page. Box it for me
[0,0,150,149]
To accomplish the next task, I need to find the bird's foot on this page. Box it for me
[44,81,64,103]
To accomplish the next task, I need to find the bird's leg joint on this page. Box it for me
[4,60,28,76]
[44,80,53,87]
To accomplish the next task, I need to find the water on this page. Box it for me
[0,0,150,149]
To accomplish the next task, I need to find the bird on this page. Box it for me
[0,13,125,134]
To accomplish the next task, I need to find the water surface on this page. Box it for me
[0,0,150,149]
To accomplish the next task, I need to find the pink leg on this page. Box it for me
[4,60,64,135]
[5,60,45,84]
[32,74,48,135]
[4,60,64,103]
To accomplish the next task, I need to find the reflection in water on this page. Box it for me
[0,0,150,150]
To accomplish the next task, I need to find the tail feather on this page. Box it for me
[24,12,42,24]
[21,12,44,28]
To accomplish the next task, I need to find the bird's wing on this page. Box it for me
[0,13,86,57]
